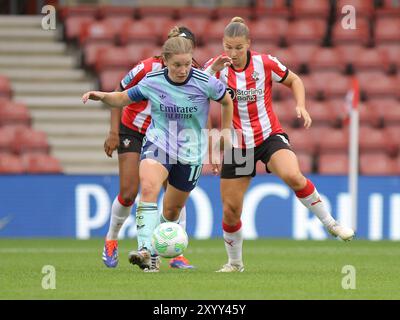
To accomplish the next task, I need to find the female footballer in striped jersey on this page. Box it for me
[204,17,354,273]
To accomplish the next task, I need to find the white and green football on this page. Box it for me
[152,222,188,258]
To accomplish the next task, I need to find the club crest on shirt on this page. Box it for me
[252,71,260,81]
[123,138,131,148]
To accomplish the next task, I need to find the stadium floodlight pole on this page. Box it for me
[347,77,360,232]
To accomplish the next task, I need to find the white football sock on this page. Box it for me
[178,206,186,231]
[106,195,133,240]
[296,179,335,227]
[223,221,243,266]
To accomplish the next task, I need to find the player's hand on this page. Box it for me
[104,131,119,158]
[211,55,232,73]
[82,91,105,104]
[296,106,312,129]
[210,149,221,175]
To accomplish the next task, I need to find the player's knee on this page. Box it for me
[140,181,160,201]
[163,206,181,221]
[119,188,138,204]
[223,203,241,223]
[282,171,306,190]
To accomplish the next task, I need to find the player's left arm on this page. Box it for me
[219,92,234,151]
[281,70,312,129]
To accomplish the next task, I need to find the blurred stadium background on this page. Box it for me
[0,0,399,240]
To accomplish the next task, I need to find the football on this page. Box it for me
[152,222,188,258]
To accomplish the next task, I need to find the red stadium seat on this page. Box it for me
[335,0,374,18]
[176,7,215,20]
[0,75,12,98]
[269,47,298,72]
[102,16,134,36]
[0,126,16,152]
[273,99,297,127]
[318,153,349,175]
[250,18,289,46]
[367,98,400,127]
[316,127,349,154]
[358,101,380,128]
[99,69,127,92]
[59,5,98,21]
[213,7,254,21]
[359,125,396,156]
[291,0,331,20]
[285,19,326,46]
[311,71,351,99]
[331,18,370,46]
[377,44,400,71]
[82,42,113,69]
[206,19,234,44]
[253,0,290,19]
[193,47,214,68]
[357,70,398,99]
[0,101,31,126]
[119,19,161,46]
[385,125,400,156]
[285,127,317,154]
[308,47,343,73]
[306,100,342,127]
[296,152,313,174]
[375,18,400,45]
[64,16,95,42]
[359,153,397,175]
[79,21,117,45]
[135,6,179,20]
[289,44,318,72]
[205,43,223,59]
[12,127,49,155]
[95,46,132,73]
[21,153,63,174]
[174,17,210,46]
[0,153,25,174]
[97,6,135,19]
[337,45,389,73]
[251,43,278,56]
[126,44,160,66]
[376,0,400,18]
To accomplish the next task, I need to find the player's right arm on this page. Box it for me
[104,85,122,158]
[82,90,132,108]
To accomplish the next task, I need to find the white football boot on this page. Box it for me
[327,222,355,241]
[143,254,160,273]
[216,263,244,273]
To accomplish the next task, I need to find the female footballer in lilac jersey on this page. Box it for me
[83,36,233,272]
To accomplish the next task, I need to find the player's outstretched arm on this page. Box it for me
[281,70,312,129]
[82,91,131,108]
[220,92,234,150]
[204,55,232,75]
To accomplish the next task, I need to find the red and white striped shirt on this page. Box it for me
[204,51,289,149]
[120,57,163,134]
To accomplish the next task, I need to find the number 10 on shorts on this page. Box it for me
[188,165,202,185]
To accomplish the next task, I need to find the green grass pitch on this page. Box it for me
[1,239,399,300]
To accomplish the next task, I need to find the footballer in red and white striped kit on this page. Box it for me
[204,17,355,273]
[102,26,198,271]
